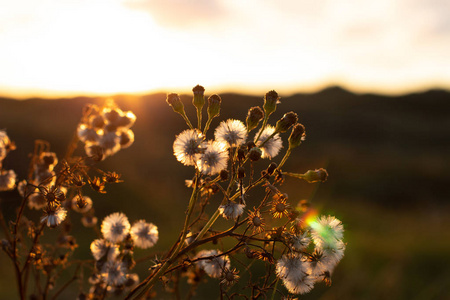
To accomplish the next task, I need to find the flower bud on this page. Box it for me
[166,93,185,115]
[192,85,205,110]
[275,112,298,133]
[248,147,262,161]
[237,146,246,161]
[207,94,222,119]
[246,141,256,152]
[288,123,306,149]
[246,106,264,132]
[267,162,277,175]
[303,168,328,183]
[219,169,229,181]
[263,90,279,116]
[238,167,245,179]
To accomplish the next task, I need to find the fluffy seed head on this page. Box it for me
[214,119,247,148]
[255,125,282,159]
[101,212,131,243]
[130,220,159,249]
[219,202,245,220]
[196,141,228,175]
[173,129,205,166]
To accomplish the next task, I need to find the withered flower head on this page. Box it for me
[43,186,66,204]
[103,172,123,183]
[90,177,106,193]
[271,194,290,219]
[41,204,67,228]
[220,268,240,286]
[254,250,274,264]
[247,208,265,234]
[69,173,85,187]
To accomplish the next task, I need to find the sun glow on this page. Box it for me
[0,1,229,98]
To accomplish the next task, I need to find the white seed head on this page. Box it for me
[130,220,159,249]
[101,212,131,243]
[196,141,228,175]
[173,129,205,166]
[214,119,247,148]
[255,125,283,159]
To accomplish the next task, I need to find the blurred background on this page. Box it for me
[0,0,449,299]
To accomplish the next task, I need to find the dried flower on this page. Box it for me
[71,195,93,213]
[90,177,106,193]
[101,212,131,243]
[41,205,67,228]
[0,169,16,191]
[271,195,290,219]
[310,215,344,248]
[81,215,98,228]
[248,209,265,233]
[101,260,127,286]
[130,220,159,249]
[90,239,120,261]
[220,268,240,286]
[119,129,135,149]
[219,201,245,220]
[276,254,315,295]
[195,249,230,279]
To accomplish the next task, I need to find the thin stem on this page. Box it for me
[203,117,213,136]
[255,116,269,143]
[196,108,202,131]
[128,172,201,299]
[181,113,194,130]
[277,149,291,170]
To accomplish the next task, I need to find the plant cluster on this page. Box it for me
[0,86,345,299]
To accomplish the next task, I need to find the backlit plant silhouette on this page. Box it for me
[0,86,345,299]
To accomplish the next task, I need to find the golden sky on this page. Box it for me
[1,0,449,98]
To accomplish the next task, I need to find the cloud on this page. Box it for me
[124,0,229,29]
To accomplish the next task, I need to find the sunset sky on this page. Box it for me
[1,0,449,98]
